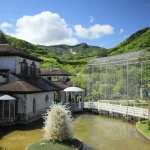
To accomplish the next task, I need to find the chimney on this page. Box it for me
[50,65,53,72]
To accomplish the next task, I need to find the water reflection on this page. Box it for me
[74,114,150,150]
[0,119,43,150]
[0,114,150,150]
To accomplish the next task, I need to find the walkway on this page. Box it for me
[84,102,149,119]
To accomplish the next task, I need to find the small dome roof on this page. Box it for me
[63,87,84,92]
[0,95,16,100]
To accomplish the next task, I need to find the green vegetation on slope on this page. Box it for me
[40,42,107,57]
[0,31,106,74]
[6,35,48,55]
[1,27,150,74]
[39,53,92,74]
[0,30,8,44]
[109,27,150,55]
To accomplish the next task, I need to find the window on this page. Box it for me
[4,101,9,118]
[33,98,36,114]
[45,95,49,103]
[0,101,2,118]
[0,100,16,119]
[21,59,28,75]
[15,100,18,117]
[10,101,15,118]
[47,77,52,81]
[30,61,36,75]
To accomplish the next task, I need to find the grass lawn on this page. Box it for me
[137,120,150,137]
[28,139,81,150]
[99,100,148,105]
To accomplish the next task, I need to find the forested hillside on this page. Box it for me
[6,35,48,56]
[0,27,150,74]
[109,27,150,55]
[40,43,107,57]
[0,30,106,74]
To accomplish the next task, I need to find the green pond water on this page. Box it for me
[0,113,150,150]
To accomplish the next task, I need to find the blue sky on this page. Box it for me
[0,0,150,48]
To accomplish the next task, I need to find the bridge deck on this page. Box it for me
[84,102,149,119]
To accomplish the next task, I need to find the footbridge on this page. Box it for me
[84,102,149,119]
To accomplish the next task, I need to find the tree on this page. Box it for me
[0,30,8,44]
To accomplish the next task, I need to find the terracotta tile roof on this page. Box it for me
[52,81,69,90]
[0,73,62,93]
[66,81,73,87]
[0,81,41,93]
[0,44,42,62]
[40,68,72,76]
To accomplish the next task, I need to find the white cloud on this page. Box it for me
[120,29,124,34]
[0,22,12,30]
[89,16,94,23]
[8,11,78,45]
[74,24,114,39]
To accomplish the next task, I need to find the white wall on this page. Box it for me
[26,92,54,114]
[16,56,40,74]
[0,75,7,83]
[8,73,17,82]
[0,56,40,74]
[60,91,66,103]
[0,56,16,72]
[42,76,48,80]
[15,94,26,114]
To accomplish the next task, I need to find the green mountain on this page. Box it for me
[108,27,150,56]
[39,42,107,73]
[1,27,150,73]
[6,35,48,56]
[40,42,107,57]
[0,33,105,74]
[4,34,107,73]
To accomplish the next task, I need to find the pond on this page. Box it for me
[0,113,150,150]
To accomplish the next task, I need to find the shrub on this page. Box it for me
[135,99,140,103]
[138,117,145,123]
[148,120,150,130]
[43,104,74,142]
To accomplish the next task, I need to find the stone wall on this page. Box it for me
[15,56,40,74]
[15,92,54,124]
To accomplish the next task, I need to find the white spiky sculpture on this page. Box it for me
[43,104,74,142]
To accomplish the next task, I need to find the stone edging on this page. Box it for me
[25,138,83,150]
[75,138,83,150]
[136,122,150,141]
[25,139,42,150]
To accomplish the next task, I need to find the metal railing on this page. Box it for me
[84,102,148,119]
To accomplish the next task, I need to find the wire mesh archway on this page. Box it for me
[87,50,150,109]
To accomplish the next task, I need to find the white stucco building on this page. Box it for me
[40,67,72,82]
[0,44,61,126]
[40,66,84,112]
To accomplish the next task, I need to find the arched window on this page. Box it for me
[45,95,49,103]
[0,101,2,118]
[21,59,28,75]
[30,61,36,75]
[33,98,36,114]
